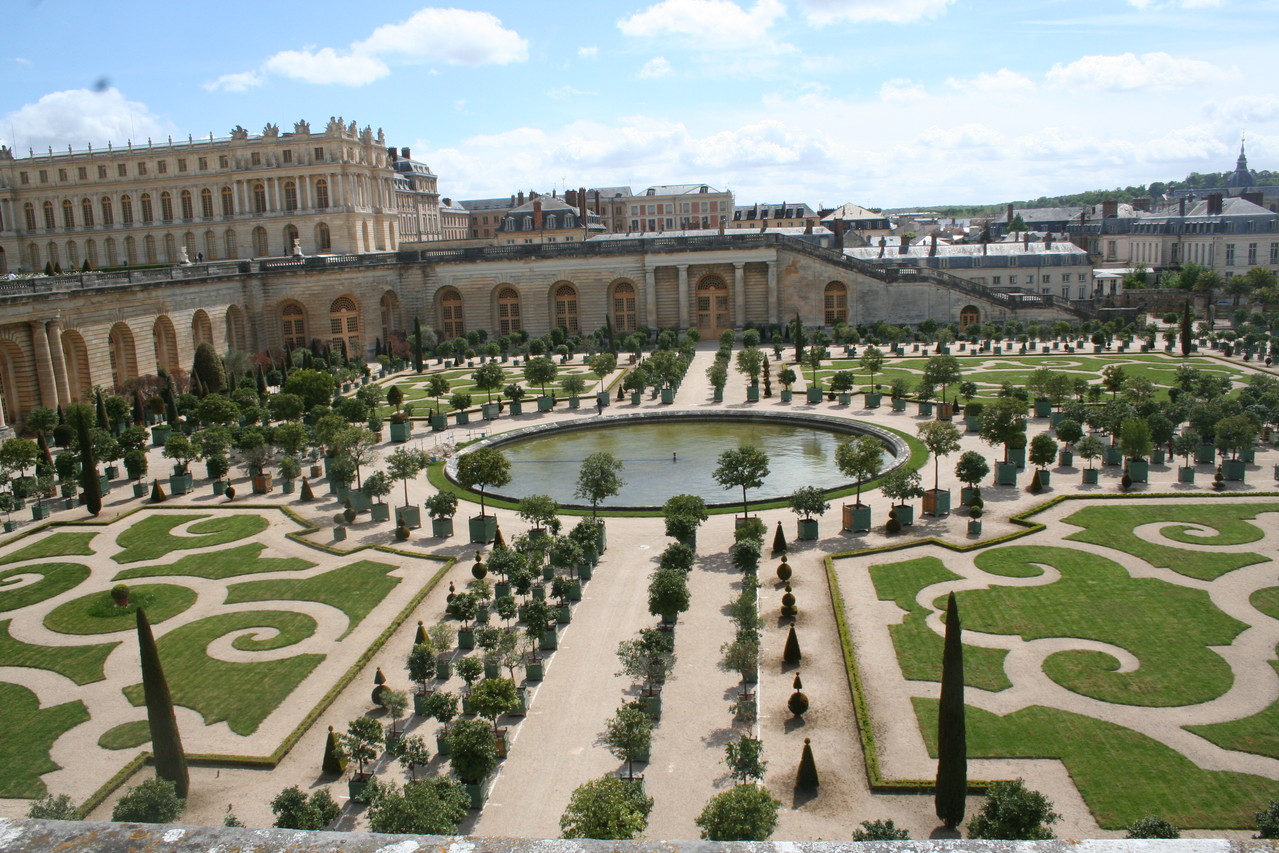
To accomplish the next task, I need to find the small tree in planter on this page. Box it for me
[517,493,560,537]
[836,434,884,530]
[788,485,829,540]
[382,688,409,743]
[1029,432,1058,483]
[575,451,624,517]
[880,467,924,526]
[425,491,459,538]
[713,445,770,521]
[648,568,690,627]
[386,447,426,524]
[859,346,885,396]
[560,774,654,840]
[469,676,519,737]
[456,447,510,542]
[446,717,500,803]
[422,690,459,754]
[917,419,961,515]
[560,373,587,404]
[954,450,989,508]
[605,701,654,779]
[719,631,760,684]
[340,715,384,792]
[663,493,708,548]
[1172,429,1201,481]
[124,448,148,494]
[361,471,394,521]
[1119,418,1154,482]
[1054,418,1082,465]
[1076,433,1105,483]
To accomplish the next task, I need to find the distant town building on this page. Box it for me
[390,147,442,242]
[732,202,817,230]
[496,192,605,245]
[820,202,893,247]
[627,184,733,232]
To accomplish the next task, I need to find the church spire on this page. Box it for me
[1227,133,1254,190]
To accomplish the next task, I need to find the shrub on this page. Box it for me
[967,779,1058,840]
[1127,816,1180,839]
[852,819,909,841]
[366,778,470,835]
[271,785,340,830]
[560,775,653,840]
[27,793,77,820]
[695,783,781,841]
[1257,800,1279,838]
[111,778,185,823]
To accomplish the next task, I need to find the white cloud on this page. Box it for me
[204,6,527,89]
[946,68,1036,95]
[800,0,954,24]
[1,88,174,152]
[1046,52,1229,92]
[203,70,264,92]
[578,46,599,59]
[619,0,786,49]
[13,57,31,66]
[1127,0,1222,8]
[878,78,927,102]
[1206,95,1279,125]
[638,57,673,78]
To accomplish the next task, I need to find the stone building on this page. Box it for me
[390,147,442,243]
[0,118,399,274]
[732,202,818,230]
[439,197,470,241]
[494,194,605,245]
[0,232,1083,427]
[626,185,734,233]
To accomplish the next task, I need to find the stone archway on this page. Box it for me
[960,305,980,331]
[60,329,91,403]
[695,274,731,338]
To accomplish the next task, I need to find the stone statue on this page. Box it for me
[326,116,342,134]
[346,119,357,137]
[376,128,385,145]
[230,125,249,140]
[293,119,311,135]
[0,145,12,160]
[360,125,373,144]
[291,238,303,258]
[262,122,280,137]
[178,246,191,265]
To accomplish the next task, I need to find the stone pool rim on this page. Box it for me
[443,409,911,512]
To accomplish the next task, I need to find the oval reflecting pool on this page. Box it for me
[469,413,902,509]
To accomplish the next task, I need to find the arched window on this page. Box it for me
[439,287,464,339]
[505,217,514,231]
[379,291,402,343]
[497,286,521,336]
[42,201,55,230]
[27,244,39,270]
[314,179,329,209]
[160,191,173,221]
[221,186,234,216]
[283,224,299,255]
[316,222,331,252]
[180,190,194,220]
[284,181,298,211]
[85,239,98,268]
[140,193,153,223]
[192,310,214,348]
[66,241,79,267]
[612,281,637,333]
[104,237,116,264]
[144,234,157,263]
[252,182,266,214]
[120,195,133,224]
[329,296,360,357]
[46,242,59,267]
[226,305,248,352]
[523,216,532,231]
[251,227,268,257]
[164,233,177,263]
[224,229,237,259]
[108,322,138,389]
[100,197,113,225]
[204,230,217,261]
[60,329,90,402]
[823,281,848,326]
[281,303,307,350]
[23,203,36,231]
[554,283,579,334]
[61,199,74,229]
[81,198,94,227]
[153,315,179,372]
[695,275,730,336]
[959,305,980,331]
[545,214,557,230]
[124,235,137,265]
[201,188,214,218]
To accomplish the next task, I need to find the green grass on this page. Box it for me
[1063,503,1279,580]
[0,531,97,565]
[122,610,324,736]
[1252,587,1279,621]
[867,556,1011,691]
[224,560,401,640]
[0,681,89,797]
[1186,658,1279,760]
[97,720,151,751]
[0,563,92,613]
[113,513,269,563]
[0,619,117,685]
[113,543,315,582]
[43,583,197,636]
[914,697,1279,829]
[952,545,1247,706]
[375,362,600,418]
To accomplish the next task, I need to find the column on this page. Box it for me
[236,181,248,215]
[29,321,58,409]
[270,179,281,212]
[300,176,310,210]
[644,267,657,328]
[766,260,779,325]
[733,262,746,329]
[45,320,70,407]
[677,264,690,330]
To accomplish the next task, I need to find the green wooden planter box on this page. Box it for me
[918,401,934,417]
[1059,450,1073,467]
[838,392,851,406]
[806,387,823,403]
[430,413,447,432]
[458,629,475,650]
[1008,445,1026,469]
[566,395,580,410]
[540,628,558,651]
[780,389,792,402]
[578,563,592,582]
[1223,458,1246,481]
[537,396,555,412]
[526,661,544,681]
[1082,468,1100,484]
[371,502,391,522]
[455,410,470,425]
[168,473,193,495]
[1195,443,1217,464]
[642,692,662,721]
[397,506,422,529]
[842,503,871,532]
[968,520,983,536]
[390,420,412,442]
[746,386,760,402]
[464,777,489,809]
[659,388,674,404]
[1033,399,1052,418]
[1179,466,1196,483]
[894,504,915,526]
[1127,459,1149,483]
[796,518,819,540]
[556,605,572,624]
[435,659,452,680]
[922,489,950,516]
[436,735,450,757]
[348,491,373,512]
[431,517,453,537]
[348,776,372,801]
[892,397,906,411]
[995,462,1018,486]
[1242,448,1257,463]
[212,480,226,496]
[596,392,610,409]
[30,502,51,521]
[333,526,346,542]
[151,425,172,447]
[865,392,882,408]
[482,403,500,420]
[960,486,979,507]
[469,515,496,544]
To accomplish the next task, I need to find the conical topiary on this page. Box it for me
[300,478,315,502]
[150,480,166,503]
[396,524,410,541]
[136,608,189,797]
[471,551,488,579]
[772,521,787,556]
[414,621,428,645]
[783,625,802,663]
[935,592,967,829]
[796,737,819,789]
[322,724,347,774]
[781,583,797,618]
[788,672,809,717]
[1029,469,1043,494]
[776,557,792,582]
[446,581,456,603]
[493,525,507,550]
[372,666,388,705]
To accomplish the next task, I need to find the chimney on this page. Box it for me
[899,235,909,255]
[1208,193,1223,216]
[1044,232,1053,249]
[1101,200,1118,219]
[518,191,525,206]
[1179,197,1186,217]
[878,236,887,258]
[928,234,938,257]
[982,241,988,256]
[533,199,543,229]
[593,190,601,214]
[511,194,516,206]
[1242,191,1264,207]
[1006,203,1014,224]
[442,197,451,206]
[579,186,587,222]
[1023,231,1030,250]
[1132,197,1151,212]
[832,219,846,250]
[804,218,813,235]
[565,189,576,207]
[386,147,398,162]
[401,147,411,159]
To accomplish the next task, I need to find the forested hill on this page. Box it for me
[890,168,1277,219]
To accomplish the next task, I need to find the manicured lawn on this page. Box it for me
[914,698,1279,829]
[0,563,92,613]
[0,619,117,685]
[867,556,1010,692]
[122,610,324,736]
[0,681,89,797]
[953,545,1246,706]
[1063,503,1279,581]
[0,531,97,565]
[43,583,197,635]
[113,543,315,582]
[375,362,600,418]
[224,560,401,640]
[97,719,151,751]
[113,513,269,564]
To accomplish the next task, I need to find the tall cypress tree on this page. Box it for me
[412,316,425,373]
[66,403,101,516]
[792,313,806,365]
[1180,301,1193,358]
[935,592,967,829]
[136,608,189,797]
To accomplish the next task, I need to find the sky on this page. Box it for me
[2,0,1277,208]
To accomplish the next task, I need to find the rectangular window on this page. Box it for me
[77,167,87,180]
[1226,244,1236,265]
[1078,273,1086,281]
[219,155,229,168]
[1010,275,1018,284]
[117,164,127,177]
[250,152,261,166]
[1271,243,1278,264]
[177,159,187,172]
[57,169,67,182]
[157,160,167,174]
[19,172,28,185]
[313,147,324,161]
[137,162,147,176]
[1062,287,1070,298]
[283,150,293,163]
[38,170,48,183]
[1043,275,1050,283]
[1248,243,1258,265]
[1079,286,1087,298]
[1062,274,1070,282]
[198,157,208,170]
[992,276,1001,285]
[98,165,107,179]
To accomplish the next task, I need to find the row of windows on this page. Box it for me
[17,147,334,186]
[17,181,333,232]
[988,273,1089,286]
[503,213,578,231]
[629,201,728,215]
